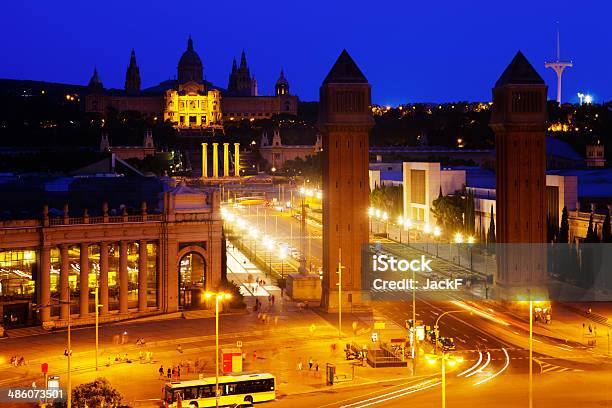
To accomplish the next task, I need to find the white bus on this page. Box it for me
[162,373,276,407]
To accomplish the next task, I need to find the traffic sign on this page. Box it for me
[41,363,48,374]
[374,321,386,330]
[371,332,378,342]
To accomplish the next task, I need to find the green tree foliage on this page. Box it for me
[53,378,123,408]
[464,189,475,235]
[487,205,496,244]
[558,207,569,243]
[370,185,403,216]
[281,153,322,185]
[431,193,464,234]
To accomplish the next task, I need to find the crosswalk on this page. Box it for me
[534,358,583,374]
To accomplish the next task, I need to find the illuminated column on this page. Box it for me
[212,143,219,178]
[119,241,129,314]
[201,143,208,178]
[138,240,148,312]
[99,242,109,315]
[223,143,230,177]
[59,244,70,320]
[39,246,51,323]
[79,242,89,317]
[234,143,240,177]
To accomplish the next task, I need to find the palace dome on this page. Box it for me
[178,36,203,84]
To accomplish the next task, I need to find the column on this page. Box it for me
[212,143,219,178]
[223,143,230,177]
[39,246,51,323]
[119,241,129,314]
[59,244,70,320]
[79,243,89,317]
[234,143,240,177]
[201,143,208,178]
[99,242,109,315]
[138,240,148,312]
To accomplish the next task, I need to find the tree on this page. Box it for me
[431,193,464,234]
[370,185,403,215]
[53,378,122,408]
[602,209,612,243]
[487,205,496,244]
[464,189,475,235]
[558,206,569,243]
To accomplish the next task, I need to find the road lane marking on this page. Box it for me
[338,379,439,408]
[473,348,510,386]
[465,351,491,378]
[348,381,442,408]
[458,351,483,377]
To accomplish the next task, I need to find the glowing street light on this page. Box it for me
[454,232,464,244]
[203,291,232,408]
[433,226,441,237]
[423,224,432,234]
[584,94,593,104]
[425,352,463,408]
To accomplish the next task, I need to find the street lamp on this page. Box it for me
[434,310,469,352]
[453,232,464,266]
[425,352,463,408]
[204,291,232,408]
[279,246,288,295]
[397,216,404,243]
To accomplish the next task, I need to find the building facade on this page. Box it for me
[84,38,298,126]
[0,183,223,329]
[259,128,321,170]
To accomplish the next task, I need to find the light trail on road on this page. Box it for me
[473,348,510,386]
[458,351,483,377]
[465,351,491,378]
[338,379,442,408]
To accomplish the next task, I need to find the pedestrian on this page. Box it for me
[315,361,319,371]
[308,358,313,370]
[159,365,164,379]
[253,350,257,360]
[172,366,177,381]
[297,359,303,370]
[167,367,172,379]
[177,344,183,353]
[177,366,181,380]
[271,295,275,305]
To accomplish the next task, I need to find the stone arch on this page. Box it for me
[176,245,208,309]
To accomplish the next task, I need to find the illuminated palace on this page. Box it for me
[0,177,223,329]
[84,37,298,128]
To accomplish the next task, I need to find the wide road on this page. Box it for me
[228,203,612,407]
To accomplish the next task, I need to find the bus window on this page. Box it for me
[164,388,173,403]
[183,387,197,400]
[198,385,214,398]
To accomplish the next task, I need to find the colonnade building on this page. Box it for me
[0,178,223,329]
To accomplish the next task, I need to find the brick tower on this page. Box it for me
[490,51,548,296]
[320,50,373,310]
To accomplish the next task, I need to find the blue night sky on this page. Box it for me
[1,0,610,105]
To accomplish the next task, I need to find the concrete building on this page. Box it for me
[0,177,223,329]
[259,128,322,170]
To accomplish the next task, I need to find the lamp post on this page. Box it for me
[397,216,404,243]
[368,208,374,235]
[425,352,463,408]
[204,291,232,408]
[433,226,441,257]
[454,232,464,266]
[434,310,468,352]
[93,286,102,371]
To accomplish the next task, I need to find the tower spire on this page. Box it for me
[545,24,572,104]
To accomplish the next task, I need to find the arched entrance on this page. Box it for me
[178,251,207,309]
